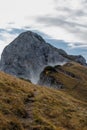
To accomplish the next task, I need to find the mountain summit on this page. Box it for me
[0,31,86,83]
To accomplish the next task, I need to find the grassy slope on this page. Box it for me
[43,62,87,102]
[0,70,87,130]
[61,62,87,101]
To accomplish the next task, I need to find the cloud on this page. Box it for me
[34,0,87,47]
[35,15,87,45]
[0,0,86,47]
[0,28,7,33]
[36,16,87,29]
[7,28,26,35]
[0,0,87,60]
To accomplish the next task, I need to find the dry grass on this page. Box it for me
[42,62,87,102]
[0,69,87,130]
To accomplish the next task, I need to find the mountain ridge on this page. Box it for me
[0,31,86,83]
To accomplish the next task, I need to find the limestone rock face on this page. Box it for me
[0,31,68,83]
[0,31,86,83]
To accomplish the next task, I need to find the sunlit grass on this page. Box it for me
[0,68,87,130]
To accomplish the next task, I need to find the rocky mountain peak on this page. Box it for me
[18,31,45,43]
[0,31,86,83]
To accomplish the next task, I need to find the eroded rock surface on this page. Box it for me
[0,31,86,83]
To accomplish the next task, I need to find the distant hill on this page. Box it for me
[0,71,87,130]
[0,31,86,83]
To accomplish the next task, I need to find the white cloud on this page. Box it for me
[0,0,87,57]
[35,0,87,46]
[0,0,54,27]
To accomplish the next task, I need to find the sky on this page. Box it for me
[0,0,87,60]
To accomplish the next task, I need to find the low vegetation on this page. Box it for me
[0,65,87,130]
[39,62,87,102]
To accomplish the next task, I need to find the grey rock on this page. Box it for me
[38,66,64,88]
[0,31,86,83]
[64,55,87,66]
[73,55,87,65]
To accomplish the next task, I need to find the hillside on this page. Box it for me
[0,71,87,130]
[38,62,87,102]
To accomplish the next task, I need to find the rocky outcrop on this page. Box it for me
[0,31,68,83]
[64,55,87,66]
[38,66,64,88]
[73,55,87,65]
[55,64,80,79]
[38,62,81,88]
[0,31,86,83]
